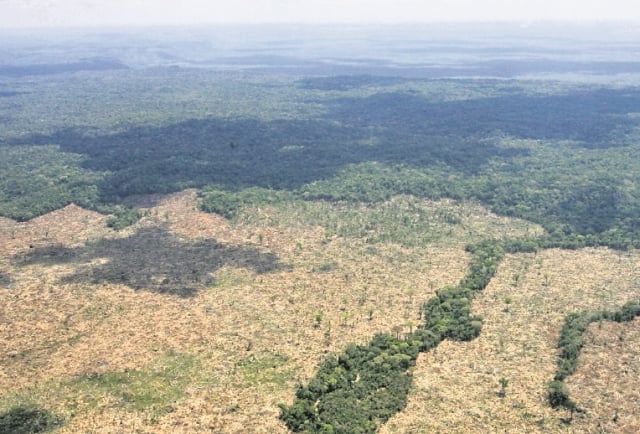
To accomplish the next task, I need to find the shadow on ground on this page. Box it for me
[16,226,284,297]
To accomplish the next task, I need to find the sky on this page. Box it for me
[0,0,639,28]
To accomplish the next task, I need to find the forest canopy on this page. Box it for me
[1,69,639,249]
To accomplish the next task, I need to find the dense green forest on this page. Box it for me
[2,70,640,248]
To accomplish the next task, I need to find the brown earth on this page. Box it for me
[1,190,638,433]
[380,248,640,433]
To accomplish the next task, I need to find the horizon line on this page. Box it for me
[2,19,640,31]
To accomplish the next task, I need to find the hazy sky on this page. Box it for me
[0,0,639,28]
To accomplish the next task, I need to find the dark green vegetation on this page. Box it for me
[199,187,294,220]
[279,240,504,433]
[549,301,640,411]
[0,58,128,78]
[0,145,102,221]
[2,69,640,243]
[279,334,419,434]
[422,240,504,341]
[0,406,63,434]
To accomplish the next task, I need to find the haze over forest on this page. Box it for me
[2,0,640,27]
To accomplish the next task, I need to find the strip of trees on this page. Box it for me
[279,240,504,433]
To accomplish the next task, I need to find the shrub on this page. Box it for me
[0,406,63,434]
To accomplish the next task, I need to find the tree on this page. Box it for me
[498,377,508,398]
[548,380,576,416]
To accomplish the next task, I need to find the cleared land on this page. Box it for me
[1,190,638,433]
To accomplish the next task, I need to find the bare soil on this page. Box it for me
[1,190,638,433]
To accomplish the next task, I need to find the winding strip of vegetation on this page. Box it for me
[548,301,640,411]
[279,240,504,433]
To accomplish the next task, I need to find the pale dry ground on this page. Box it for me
[380,248,640,434]
[569,319,640,434]
[2,190,637,433]
[0,191,472,433]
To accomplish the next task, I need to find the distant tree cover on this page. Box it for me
[0,145,102,221]
[279,240,504,433]
[199,187,294,220]
[1,71,640,241]
[0,58,128,78]
[106,206,145,230]
[549,301,640,411]
[297,75,406,91]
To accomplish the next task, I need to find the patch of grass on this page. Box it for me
[81,303,120,320]
[236,351,293,391]
[0,352,203,424]
[66,352,199,414]
[208,267,252,289]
